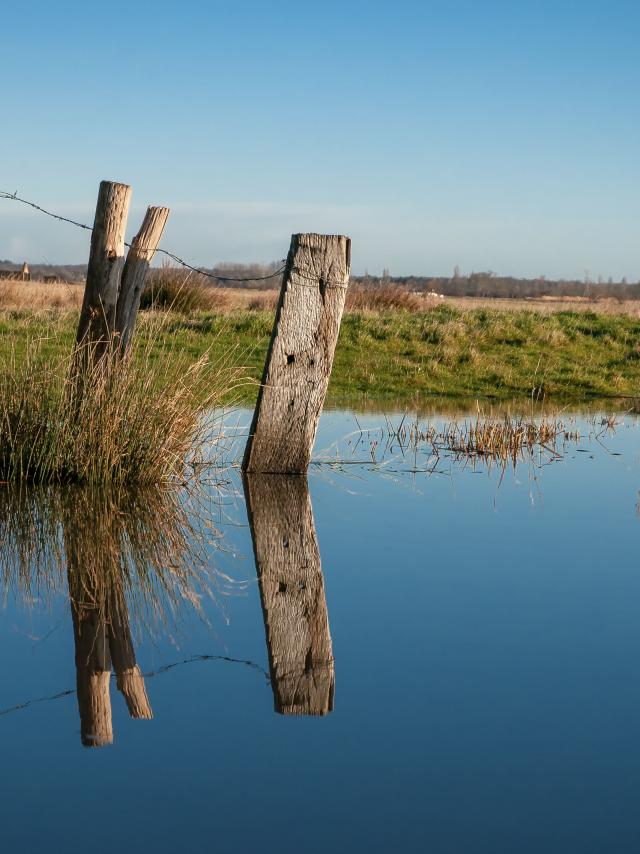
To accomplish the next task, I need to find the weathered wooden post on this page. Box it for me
[242,233,351,473]
[75,180,132,361]
[115,205,170,355]
[244,473,335,715]
[75,181,169,365]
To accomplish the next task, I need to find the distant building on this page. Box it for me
[0,262,30,282]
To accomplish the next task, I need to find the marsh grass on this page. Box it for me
[0,316,250,485]
[347,409,590,472]
[395,414,580,466]
[2,302,640,404]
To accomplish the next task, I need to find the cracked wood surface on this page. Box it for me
[243,233,351,473]
[115,205,169,354]
[76,180,131,360]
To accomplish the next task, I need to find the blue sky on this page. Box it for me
[1,0,639,278]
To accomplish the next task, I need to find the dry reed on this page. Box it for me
[345,284,426,313]
[0,318,248,485]
[377,412,583,469]
[141,267,229,313]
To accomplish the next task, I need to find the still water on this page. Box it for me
[2,406,640,853]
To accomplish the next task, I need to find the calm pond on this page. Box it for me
[2,404,640,853]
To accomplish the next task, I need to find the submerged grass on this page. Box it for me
[387,413,582,467]
[334,409,610,475]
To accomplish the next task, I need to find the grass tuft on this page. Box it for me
[140,267,229,313]
[0,319,248,485]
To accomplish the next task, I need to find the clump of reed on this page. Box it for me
[0,320,247,485]
[378,412,582,469]
[141,266,229,313]
[345,284,427,313]
[436,416,577,464]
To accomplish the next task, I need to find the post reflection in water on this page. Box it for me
[0,474,335,745]
[63,491,154,747]
[244,474,335,716]
[0,485,217,748]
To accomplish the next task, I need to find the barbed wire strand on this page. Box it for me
[0,189,286,283]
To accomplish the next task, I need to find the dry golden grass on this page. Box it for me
[378,411,587,471]
[5,279,640,318]
[442,295,640,316]
[0,279,84,310]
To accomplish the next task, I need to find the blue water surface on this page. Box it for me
[2,408,640,854]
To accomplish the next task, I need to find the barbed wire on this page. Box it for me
[0,189,287,283]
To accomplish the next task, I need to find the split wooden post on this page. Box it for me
[115,205,170,354]
[242,233,351,474]
[244,473,335,715]
[75,180,132,361]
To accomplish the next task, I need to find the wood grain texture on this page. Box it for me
[75,180,131,360]
[244,473,335,715]
[115,205,169,354]
[242,233,351,473]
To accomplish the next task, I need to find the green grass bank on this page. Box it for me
[4,305,640,404]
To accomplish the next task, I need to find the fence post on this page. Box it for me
[244,473,335,715]
[75,180,131,361]
[242,232,351,474]
[115,205,170,355]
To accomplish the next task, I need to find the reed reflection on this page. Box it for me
[0,485,218,747]
[244,474,335,716]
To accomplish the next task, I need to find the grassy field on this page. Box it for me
[3,298,640,405]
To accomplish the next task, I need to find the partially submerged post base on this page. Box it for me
[242,233,351,474]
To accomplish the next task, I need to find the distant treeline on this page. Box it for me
[353,271,640,300]
[0,260,86,283]
[0,259,285,289]
[4,257,640,299]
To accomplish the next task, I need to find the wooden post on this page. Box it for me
[242,233,351,474]
[244,473,335,715]
[115,205,170,355]
[75,180,131,361]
